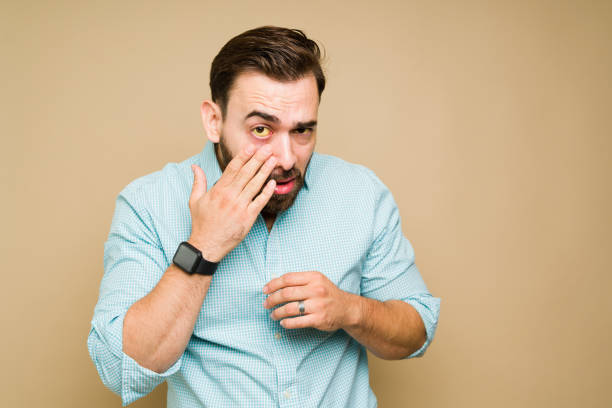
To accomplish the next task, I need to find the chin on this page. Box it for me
[262,191,299,215]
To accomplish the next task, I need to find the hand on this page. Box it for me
[262,271,358,332]
[188,144,277,262]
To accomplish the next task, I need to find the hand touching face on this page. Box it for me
[188,144,277,262]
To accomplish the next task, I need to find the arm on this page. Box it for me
[88,144,277,404]
[121,263,212,373]
[262,167,440,360]
[353,168,441,359]
[123,145,277,373]
[262,271,434,360]
[343,295,426,360]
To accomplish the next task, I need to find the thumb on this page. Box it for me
[190,164,207,205]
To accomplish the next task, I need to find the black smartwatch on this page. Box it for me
[172,241,218,276]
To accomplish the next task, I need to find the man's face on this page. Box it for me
[213,71,319,216]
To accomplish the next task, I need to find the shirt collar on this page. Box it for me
[197,140,313,192]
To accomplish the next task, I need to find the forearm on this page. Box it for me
[343,294,426,360]
[122,263,212,373]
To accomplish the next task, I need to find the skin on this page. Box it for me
[122,71,426,374]
[199,70,318,233]
[262,271,427,360]
[123,144,277,373]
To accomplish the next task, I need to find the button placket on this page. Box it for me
[264,219,285,402]
[265,214,299,405]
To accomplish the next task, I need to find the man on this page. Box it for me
[88,26,440,407]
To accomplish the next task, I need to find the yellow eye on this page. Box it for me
[252,126,270,138]
[294,127,313,135]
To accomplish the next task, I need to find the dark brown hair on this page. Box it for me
[209,26,326,118]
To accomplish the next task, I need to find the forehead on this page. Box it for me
[225,71,319,123]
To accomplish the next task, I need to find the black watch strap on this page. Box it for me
[193,256,218,276]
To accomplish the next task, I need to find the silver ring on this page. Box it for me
[298,300,305,316]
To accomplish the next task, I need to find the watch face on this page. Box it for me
[174,244,199,271]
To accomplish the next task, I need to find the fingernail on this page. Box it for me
[262,145,271,154]
[263,285,269,294]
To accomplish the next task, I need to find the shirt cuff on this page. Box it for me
[90,309,183,406]
[402,294,441,359]
[121,348,182,406]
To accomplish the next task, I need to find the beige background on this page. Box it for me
[2,0,610,406]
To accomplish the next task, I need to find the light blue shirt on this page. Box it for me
[88,140,441,407]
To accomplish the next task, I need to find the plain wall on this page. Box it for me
[2,0,610,406]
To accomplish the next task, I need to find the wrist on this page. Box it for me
[187,236,223,263]
[342,292,365,330]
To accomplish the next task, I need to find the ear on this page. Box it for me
[200,100,223,143]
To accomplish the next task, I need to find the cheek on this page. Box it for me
[295,149,314,173]
[249,138,268,147]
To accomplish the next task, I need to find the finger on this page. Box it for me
[271,299,312,321]
[247,179,275,216]
[264,284,312,309]
[232,144,273,192]
[239,155,277,203]
[189,164,207,207]
[280,314,317,329]
[263,271,316,294]
[217,144,256,187]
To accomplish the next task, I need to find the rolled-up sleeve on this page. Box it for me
[87,187,181,406]
[360,169,441,359]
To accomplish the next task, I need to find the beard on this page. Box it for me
[214,136,306,216]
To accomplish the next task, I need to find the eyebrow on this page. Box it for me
[245,110,317,128]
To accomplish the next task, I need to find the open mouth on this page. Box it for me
[273,177,295,194]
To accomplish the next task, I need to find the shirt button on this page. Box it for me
[283,389,291,399]
[274,332,281,340]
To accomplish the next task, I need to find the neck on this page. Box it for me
[263,213,276,233]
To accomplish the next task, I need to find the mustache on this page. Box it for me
[268,168,300,182]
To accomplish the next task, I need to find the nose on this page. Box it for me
[271,133,296,171]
